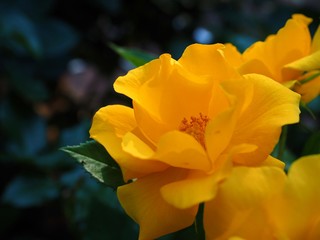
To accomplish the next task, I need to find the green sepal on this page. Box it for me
[61,140,125,189]
[300,71,320,84]
[109,43,157,67]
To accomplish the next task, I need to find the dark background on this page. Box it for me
[1,0,320,239]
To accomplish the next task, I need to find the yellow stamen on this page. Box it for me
[179,113,209,149]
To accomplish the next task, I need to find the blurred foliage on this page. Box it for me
[0,0,319,239]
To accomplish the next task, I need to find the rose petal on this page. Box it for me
[227,74,300,165]
[204,166,286,240]
[117,168,197,240]
[154,131,210,171]
[90,105,168,181]
[160,170,218,209]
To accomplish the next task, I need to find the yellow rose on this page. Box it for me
[90,43,300,240]
[204,154,320,240]
[228,14,320,103]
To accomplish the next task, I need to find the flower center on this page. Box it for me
[179,113,209,149]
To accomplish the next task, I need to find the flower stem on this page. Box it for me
[195,203,205,240]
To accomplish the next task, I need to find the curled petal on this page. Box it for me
[154,131,210,171]
[223,43,243,68]
[114,56,170,102]
[122,132,154,159]
[204,166,286,240]
[205,108,238,168]
[311,26,320,52]
[270,154,320,239]
[90,105,167,181]
[238,58,273,81]
[178,43,239,79]
[90,105,136,138]
[260,155,285,169]
[160,170,218,209]
[227,74,300,165]
[117,168,197,240]
[285,50,320,72]
[295,73,320,103]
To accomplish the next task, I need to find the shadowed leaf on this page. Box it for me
[62,140,125,189]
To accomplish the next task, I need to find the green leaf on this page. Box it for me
[109,43,157,67]
[300,71,320,84]
[61,140,125,189]
[302,131,320,155]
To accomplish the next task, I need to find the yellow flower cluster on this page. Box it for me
[90,14,320,240]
